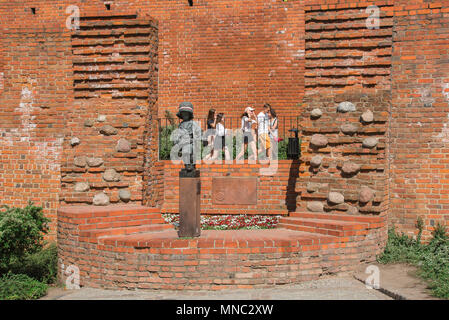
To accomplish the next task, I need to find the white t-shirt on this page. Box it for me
[257,112,269,134]
[216,123,225,136]
[241,116,256,133]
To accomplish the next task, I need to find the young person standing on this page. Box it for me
[204,109,216,160]
[257,103,271,158]
[212,113,231,161]
[237,106,258,161]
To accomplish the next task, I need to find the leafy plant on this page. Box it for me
[6,243,58,284]
[416,216,424,244]
[0,273,48,300]
[159,125,176,160]
[0,202,49,272]
[378,220,449,299]
[432,222,447,241]
[277,139,289,160]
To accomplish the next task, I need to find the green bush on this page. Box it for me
[378,222,449,299]
[0,202,50,272]
[159,124,176,160]
[277,139,289,160]
[0,273,48,300]
[7,243,58,284]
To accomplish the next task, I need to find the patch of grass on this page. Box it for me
[0,273,48,300]
[377,221,449,299]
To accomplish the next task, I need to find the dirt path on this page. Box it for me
[354,263,442,300]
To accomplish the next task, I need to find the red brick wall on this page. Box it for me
[162,160,308,215]
[293,2,392,220]
[0,23,72,238]
[60,13,159,208]
[0,0,305,239]
[390,1,449,240]
[1,0,449,242]
[144,0,306,119]
[0,1,161,239]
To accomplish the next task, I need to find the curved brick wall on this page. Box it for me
[58,206,387,290]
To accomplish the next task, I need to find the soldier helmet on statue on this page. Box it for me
[176,101,194,120]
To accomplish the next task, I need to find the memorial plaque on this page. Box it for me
[212,177,257,205]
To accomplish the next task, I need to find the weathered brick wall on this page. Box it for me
[0,0,306,238]
[0,1,160,239]
[60,13,159,208]
[0,20,72,238]
[1,0,449,241]
[390,1,449,239]
[141,0,306,119]
[162,160,306,215]
[295,2,392,220]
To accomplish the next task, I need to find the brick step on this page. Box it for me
[290,211,384,224]
[59,205,159,217]
[58,205,162,225]
[80,224,173,239]
[278,222,366,237]
[100,228,338,248]
[278,222,340,236]
[83,213,163,224]
[279,217,369,237]
[79,216,165,231]
[280,217,368,230]
[275,228,338,244]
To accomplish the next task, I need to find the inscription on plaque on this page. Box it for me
[212,177,257,205]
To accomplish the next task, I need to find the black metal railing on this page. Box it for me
[158,116,301,161]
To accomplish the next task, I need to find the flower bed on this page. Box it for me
[162,214,280,230]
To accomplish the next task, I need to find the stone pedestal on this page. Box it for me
[178,171,201,238]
